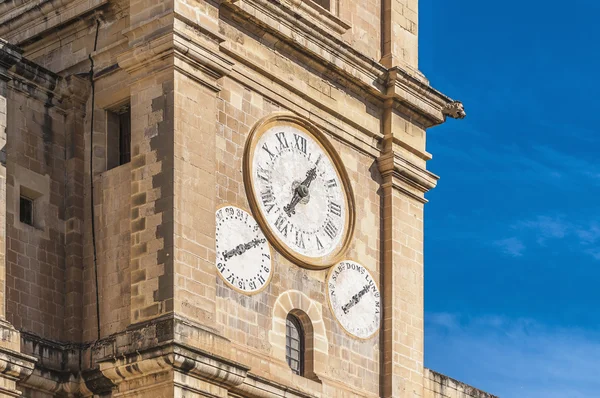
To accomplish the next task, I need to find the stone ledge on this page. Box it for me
[377,151,439,203]
[424,368,498,398]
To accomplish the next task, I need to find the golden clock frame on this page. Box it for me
[215,203,275,296]
[325,259,381,341]
[242,112,356,270]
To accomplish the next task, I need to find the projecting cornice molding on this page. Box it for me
[377,151,439,203]
[0,39,88,110]
[0,0,108,46]
[220,0,464,129]
[98,342,250,396]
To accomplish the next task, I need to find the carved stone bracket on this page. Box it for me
[442,100,467,120]
[0,344,36,397]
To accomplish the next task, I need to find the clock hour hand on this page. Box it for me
[223,237,266,260]
[341,284,371,314]
[284,166,317,216]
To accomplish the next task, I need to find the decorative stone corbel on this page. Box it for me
[442,100,466,120]
[0,343,36,397]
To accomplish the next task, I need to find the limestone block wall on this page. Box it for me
[5,83,67,341]
[424,369,498,398]
[93,163,131,338]
[208,59,383,396]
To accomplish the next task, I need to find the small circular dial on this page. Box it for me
[244,115,355,269]
[215,205,272,294]
[327,260,381,339]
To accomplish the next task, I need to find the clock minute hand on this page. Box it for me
[341,284,371,314]
[284,166,317,216]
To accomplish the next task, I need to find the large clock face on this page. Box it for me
[244,115,355,269]
[327,260,381,339]
[215,205,273,294]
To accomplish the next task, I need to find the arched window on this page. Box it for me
[286,314,304,375]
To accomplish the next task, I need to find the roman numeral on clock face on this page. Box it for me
[324,220,338,240]
[316,235,324,250]
[262,143,276,160]
[293,134,307,154]
[295,230,306,249]
[326,179,337,188]
[261,188,276,213]
[275,215,288,237]
[328,202,342,217]
[256,165,270,183]
[276,132,289,149]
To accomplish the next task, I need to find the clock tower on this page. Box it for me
[0,0,494,397]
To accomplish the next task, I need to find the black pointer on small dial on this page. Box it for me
[341,284,371,314]
[222,238,266,260]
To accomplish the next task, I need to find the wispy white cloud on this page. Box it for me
[514,215,569,245]
[426,313,600,397]
[493,216,600,260]
[493,237,525,257]
[432,139,600,187]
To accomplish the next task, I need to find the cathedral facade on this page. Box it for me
[0,0,494,397]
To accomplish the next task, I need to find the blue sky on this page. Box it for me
[419,0,600,396]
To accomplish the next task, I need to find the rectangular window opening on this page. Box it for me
[107,104,131,170]
[307,0,330,10]
[20,196,34,226]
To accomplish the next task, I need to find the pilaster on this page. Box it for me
[62,75,91,343]
[377,71,440,398]
[381,0,421,76]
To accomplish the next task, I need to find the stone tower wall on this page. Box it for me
[0,0,480,396]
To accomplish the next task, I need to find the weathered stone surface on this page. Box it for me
[0,0,495,397]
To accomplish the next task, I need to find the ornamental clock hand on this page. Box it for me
[341,284,371,314]
[283,159,320,216]
[222,237,267,260]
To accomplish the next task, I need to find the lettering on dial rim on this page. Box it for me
[327,260,381,339]
[251,125,347,260]
[215,205,272,294]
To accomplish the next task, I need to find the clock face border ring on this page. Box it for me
[243,112,356,270]
[326,259,381,340]
[215,203,275,296]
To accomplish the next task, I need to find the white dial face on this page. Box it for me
[215,205,272,294]
[327,260,381,339]
[251,125,346,260]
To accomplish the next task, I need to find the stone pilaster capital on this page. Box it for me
[377,151,439,203]
[0,40,22,82]
[57,75,90,111]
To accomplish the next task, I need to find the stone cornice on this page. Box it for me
[0,346,36,382]
[230,372,316,398]
[377,151,439,203]
[0,39,87,109]
[98,342,249,389]
[0,0,108,46]
[220,0,464,128]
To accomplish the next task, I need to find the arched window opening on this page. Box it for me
[286,314,304,376]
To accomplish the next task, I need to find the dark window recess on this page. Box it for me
[20,196,34,226]
[107,105,131,170]
[119,108,131,165]
[307,0,330,10]
[286,314,304,376]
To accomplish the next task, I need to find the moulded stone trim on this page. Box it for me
[269,290,328,375]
